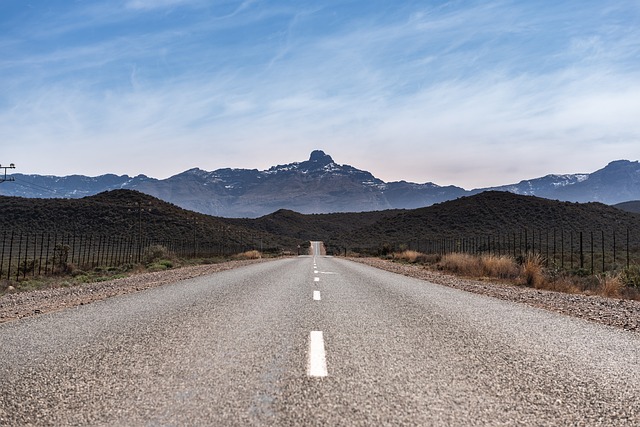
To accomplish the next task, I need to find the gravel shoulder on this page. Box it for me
[0,259,269,323]
[350,257,640,332]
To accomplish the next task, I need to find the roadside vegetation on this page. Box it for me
[0,245,272,295]
[389,250,640,301]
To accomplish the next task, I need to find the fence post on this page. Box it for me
[44,233,51,275]
[545,230,549,267]
[613,230,616,268]
[0,231,5,277]
[23,234,30,279]
[553,229,556,267]
[627,228,630,269]
[7,231,14,281]
[32,233,37,277]
[16,233,23,281]
[600,230,604,273]
[580,232,584,270]
[570,231,574,270]
[590,231,594,275]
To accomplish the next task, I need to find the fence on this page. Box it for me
[0,230,263,282]
[341,228,640,276]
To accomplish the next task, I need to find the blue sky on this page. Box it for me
[1,0,639,189]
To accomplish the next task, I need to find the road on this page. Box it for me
[1,251,639,425]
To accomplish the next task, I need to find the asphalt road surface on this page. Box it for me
[1,253,639,426]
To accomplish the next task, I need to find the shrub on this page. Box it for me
[18,259,39,276]
[481,255,519,279]
[439,253,483,276]
[415,253,441,264]
[52,243,72,273]
[393,250,422,263]
[236,250,262,260]
[597,274,623,298]
[620,265,640,287]
[519,254,546,288]
[142,245,173,265]
[159,259,173,269]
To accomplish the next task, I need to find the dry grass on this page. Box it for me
[439,253,483,276]
[388,251,640,301]
[235,250,262,260]
[519,254,546,288]
[393,250,422,263]
[438,253,519,279]
[481,255,520,279]
[597,274,624,298]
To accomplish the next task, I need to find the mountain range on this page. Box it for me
[2,150,640,217]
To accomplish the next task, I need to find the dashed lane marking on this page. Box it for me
[307,331,328,377]
[313,290,321,301]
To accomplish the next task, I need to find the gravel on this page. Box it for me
[351,257,640,333]
[0,259,268,323]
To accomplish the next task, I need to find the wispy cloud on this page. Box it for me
[1,0,639,188]
[124,0,204,11]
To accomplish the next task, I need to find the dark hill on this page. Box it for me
[3,189,640,257]
[0,190,298,251]
[230,208,403,242]
[327,191,640,251]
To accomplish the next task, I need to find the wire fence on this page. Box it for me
[0,230,265,282]
[340,228,640,276]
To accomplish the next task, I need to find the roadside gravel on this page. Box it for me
[0,259,268,323]
[351,257,640,332]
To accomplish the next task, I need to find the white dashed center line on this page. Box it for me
[313,290,321,301]
[314,277,320,282]
[307,331,328,377]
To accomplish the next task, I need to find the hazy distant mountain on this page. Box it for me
[483,160,640,204]
[614,200,640,214]
[2,151,640,217]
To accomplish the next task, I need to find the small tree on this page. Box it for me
[52,243,71,273]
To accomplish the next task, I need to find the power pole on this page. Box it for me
[0,163,15,183]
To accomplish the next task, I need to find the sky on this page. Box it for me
[1,0,639,189]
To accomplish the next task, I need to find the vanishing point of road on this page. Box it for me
[1,241,639,425]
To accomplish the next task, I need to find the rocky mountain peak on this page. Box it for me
[308,150,334,166]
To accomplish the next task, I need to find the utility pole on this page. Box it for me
[0,163,16,183]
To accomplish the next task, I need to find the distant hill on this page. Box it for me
[614,201,640,214]
[3,151,640,217]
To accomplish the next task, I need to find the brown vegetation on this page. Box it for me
[390,250,640,301]
[235,250,262,260]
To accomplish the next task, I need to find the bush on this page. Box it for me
[52,243,72,274]
[393,250,422,263]
[439,253,483,276]
[481,255,519,279]
[142,245,173,265]
[519,254,546,288]
[236,250,262,260]
[597,274,623,298]
[415,253,442,264]
[18,259,39,276]
[620,265,640,287]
